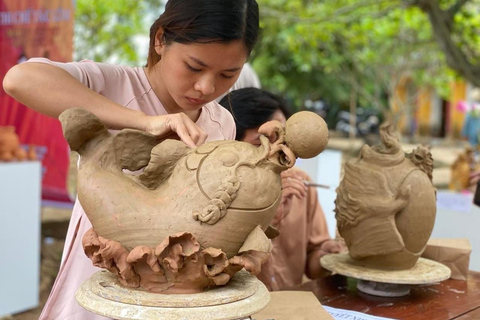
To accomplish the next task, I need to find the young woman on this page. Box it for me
[3,1,259,319]
[219,88,344,291]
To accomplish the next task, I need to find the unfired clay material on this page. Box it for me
[321,253,450,284]
[283,111,329,159]
[0,126,36,161]
[450,147,476,191]
[335,123,436,270]
[59,109,328,293]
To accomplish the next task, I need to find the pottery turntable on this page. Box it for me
[76,270,268,320]
[321,253,450,297]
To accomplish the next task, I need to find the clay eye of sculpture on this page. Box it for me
[267,131,280,144]
[278,151,291,166]
[414,153,424,161]
[217,150,240,167]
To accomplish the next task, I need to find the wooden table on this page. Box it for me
[298,271,480,320]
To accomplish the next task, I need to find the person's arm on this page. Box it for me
[306,240,343,278]
[3,62,206,147]
[3,62,146,129]
[303,175,344,279]
[272,169,308,226]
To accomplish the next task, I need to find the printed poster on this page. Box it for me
[0,0,75,203]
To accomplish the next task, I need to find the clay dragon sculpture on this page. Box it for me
[335,122,436,270]
[59,108,328,293]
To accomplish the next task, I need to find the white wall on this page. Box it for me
[0,162,41,317]
[431,191,479,272]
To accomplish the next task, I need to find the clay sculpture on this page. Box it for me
[335,123,436,270]
[0,126,28,161]
[59,108,328,293]
[450,147,477,192]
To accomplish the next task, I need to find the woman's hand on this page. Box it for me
[306,240,346,279]
[318,239,345,257]
[272,169,308,225]
[281,169,308,202]
[144,113,208,148]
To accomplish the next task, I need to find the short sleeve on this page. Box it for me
[223,111,236,140]
[25,58,107,94]
[199,101,237,141]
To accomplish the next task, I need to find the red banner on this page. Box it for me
[0,0,74,203]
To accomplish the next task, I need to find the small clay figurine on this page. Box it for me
[0,126,27,161]
[450,147,477,192]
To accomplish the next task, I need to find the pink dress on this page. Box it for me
[28,58,236,320]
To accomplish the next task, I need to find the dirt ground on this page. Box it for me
[0,138,468,320]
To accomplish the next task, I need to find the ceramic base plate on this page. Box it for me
[76,270,269,320]
[320,253,451,297]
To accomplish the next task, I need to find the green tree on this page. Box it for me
[403,0,480,87]
[74,0,163,65]
[252,0,455,114]
[73,0,480,120]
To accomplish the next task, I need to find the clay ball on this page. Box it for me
[285,111,329,159]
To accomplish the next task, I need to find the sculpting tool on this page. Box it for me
[303,181,330,189]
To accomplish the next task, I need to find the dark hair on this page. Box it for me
[219,88,291,141]
[147,0,259,68]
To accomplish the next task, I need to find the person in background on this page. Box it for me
[229,62,261,91]
[461,88,480,152]
[450,147,479,192]
[3,0,259,319]
[216,62,261,102]
[219,87,344,291]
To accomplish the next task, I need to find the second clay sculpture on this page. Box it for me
[335,123,436,270]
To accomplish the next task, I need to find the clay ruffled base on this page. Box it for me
[83,228,269,294]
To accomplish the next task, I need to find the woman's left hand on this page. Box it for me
[273,170,308,225]
[280,169,307,203]
[318,240,345,257]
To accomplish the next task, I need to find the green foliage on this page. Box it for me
[74,0,163,65]
[252,0,458,111]
[453,1,480,65]
[73,0,479,112]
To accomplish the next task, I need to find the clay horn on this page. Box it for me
[58,108,110,154]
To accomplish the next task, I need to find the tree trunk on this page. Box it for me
[406,0,480,87]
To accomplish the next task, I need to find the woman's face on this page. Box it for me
[152,38,248,118]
